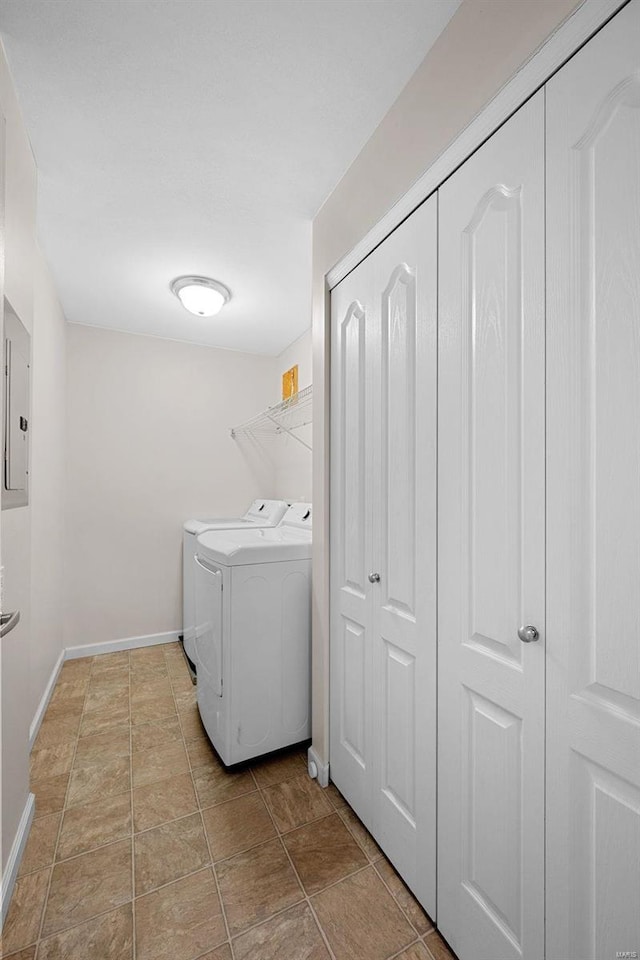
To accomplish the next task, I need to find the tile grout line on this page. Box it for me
[32,656,94,953]
[130,862,225,903]
[40,858,232,945]
[331,793,441,955]
[329,792,435,946]
[130,827,371,905]
[372,858,433,943]
[313,788,431,950]
[200,816,236,960]
[262,803,340,839]
[170,656,237,960]
[21,801,147,873]
[33,653,133,955]
[304,895,339,960]
[386,937,428,960]
[254,775,338,960]
[334,804,382,861]
[33,902,138,950]
[183,806,345,872]
[221,895,331,953]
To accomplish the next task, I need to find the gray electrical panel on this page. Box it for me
[3,301,30,509]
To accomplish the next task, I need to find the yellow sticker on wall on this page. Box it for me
[282,364,298,400]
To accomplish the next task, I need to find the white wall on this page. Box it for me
[1,39,67,878]
[64,324,277,649]
[310,0,583,765]
[1,39,37,877]
[30,249,67,717]
[274,328,312,502]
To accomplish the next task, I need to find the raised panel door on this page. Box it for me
[330,255,375,825]
[438,90,545,960]
[370,194,438,915]
[546,4,640,957]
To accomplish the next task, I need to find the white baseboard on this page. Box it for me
[307,745,330,788]
[64,629,180,660]
[29,649,65,749]
[1,792,35,925]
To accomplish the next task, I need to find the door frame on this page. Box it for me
[315,0,630,789]
[326,0,627,291]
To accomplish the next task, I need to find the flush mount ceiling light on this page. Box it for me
[170,275,231,317]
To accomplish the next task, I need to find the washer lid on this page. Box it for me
[184,517,254,535]
[183,499,288,535]
[196,503,312,566]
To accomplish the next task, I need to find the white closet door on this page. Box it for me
[546,3,640,958]
[369,195,437,914]
[330,254,376,825]
[438,90,545,960]
[330,196,438,913]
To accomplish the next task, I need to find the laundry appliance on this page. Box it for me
[182,500,289,667]
[194,502,312,765]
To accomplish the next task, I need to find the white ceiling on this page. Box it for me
[0,0,460,355]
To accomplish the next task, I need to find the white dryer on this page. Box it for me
[194,502,312,765]
[182,500,288,666]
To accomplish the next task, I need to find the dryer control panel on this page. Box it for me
[279,502,312,529]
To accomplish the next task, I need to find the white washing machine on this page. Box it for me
[182,500,288,666]
[194,502,312,766]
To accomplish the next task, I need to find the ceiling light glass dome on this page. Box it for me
[170,276,231,317]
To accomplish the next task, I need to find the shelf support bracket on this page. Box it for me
[263,412,312,450]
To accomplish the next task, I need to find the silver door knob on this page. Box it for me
[368,572,381,584]
[518,624,539,643]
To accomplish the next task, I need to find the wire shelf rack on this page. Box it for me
[230,384,312,450]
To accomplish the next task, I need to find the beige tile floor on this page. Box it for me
[1,643,458,960]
